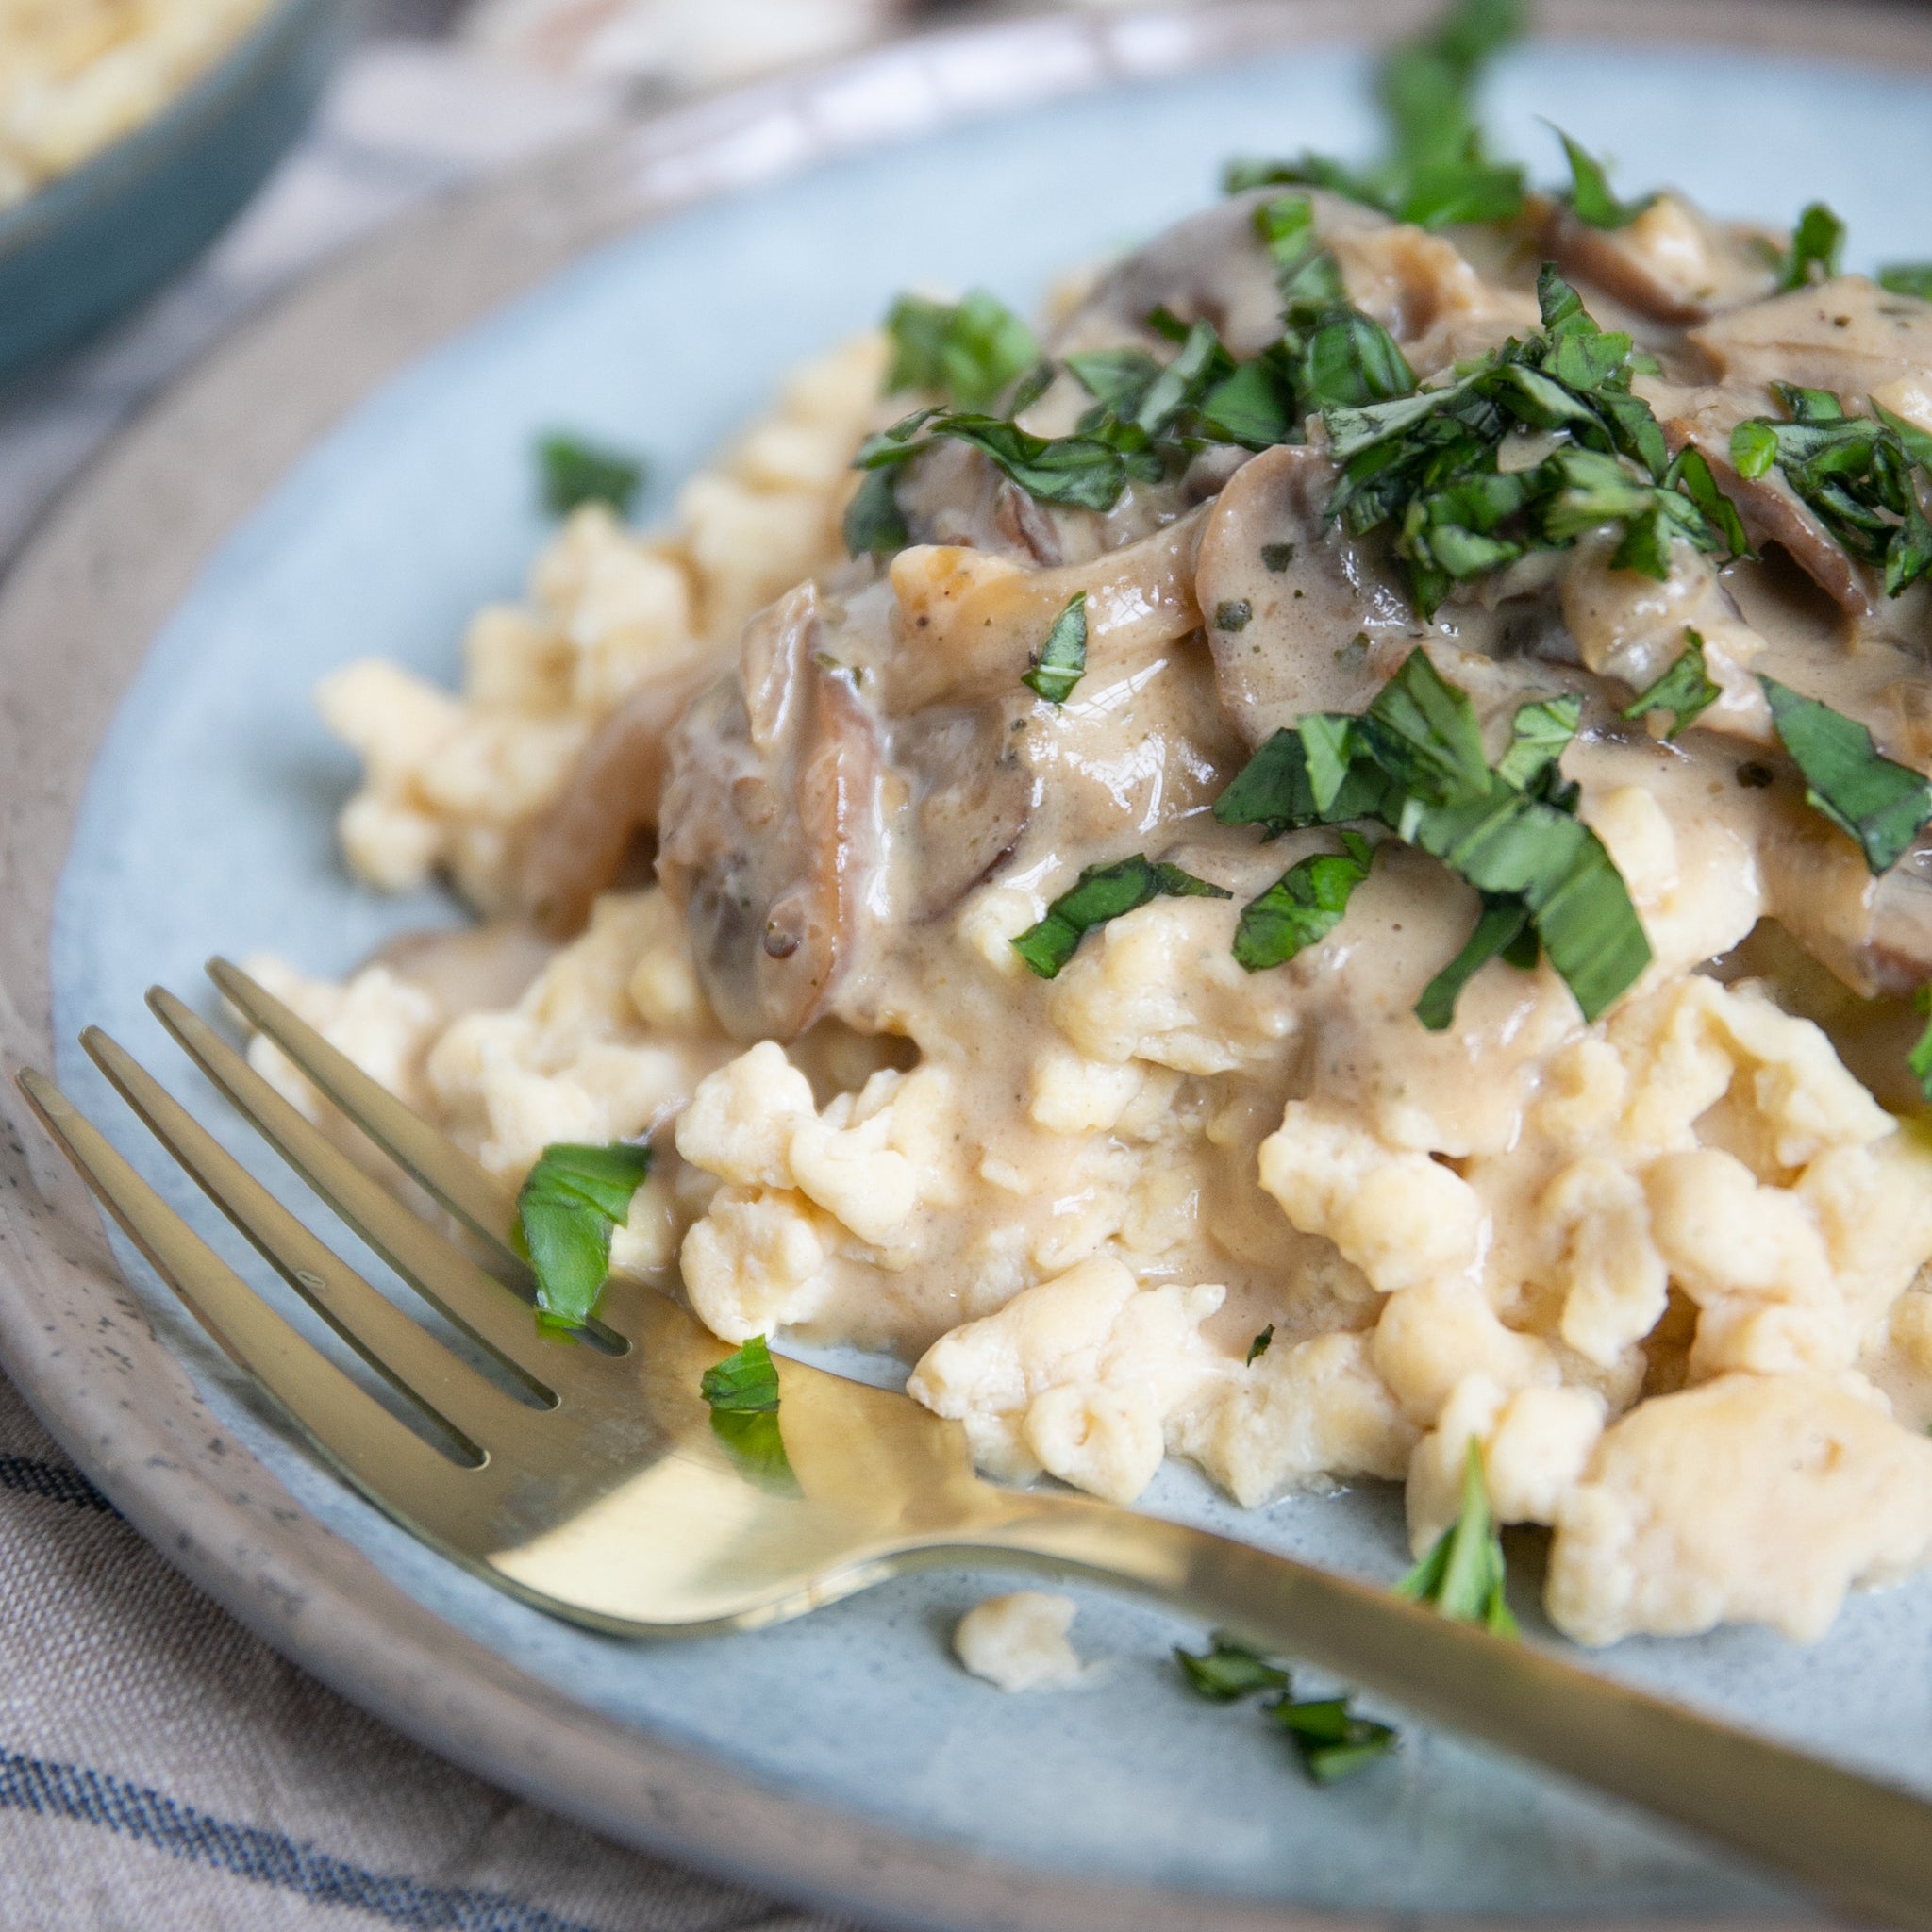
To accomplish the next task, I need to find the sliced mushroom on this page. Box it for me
[891,701,1036,920]
[1192,442,1416,745]
[1658,393,1874,618]
[1325,223,1540,377]
[1535,192,1776,325]
[883,508,1207,714]
[1067,187,1387,360]
[1687,275,1932,396]
[657,584,885,1042]
[1557,531,1774,744]
[516,660,724,938]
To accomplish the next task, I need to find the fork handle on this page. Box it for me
[960,1491,1932,1928]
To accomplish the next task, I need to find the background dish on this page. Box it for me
[4,6,1932,1926]
[0,0,355,384]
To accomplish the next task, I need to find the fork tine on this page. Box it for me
[207,957,521,1259]
[204,960,633,1357]
[17,1067,482,1516]
[144,987,591,1398]
[80,1026,549,1457]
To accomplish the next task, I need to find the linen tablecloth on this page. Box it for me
[0,20,866,1925]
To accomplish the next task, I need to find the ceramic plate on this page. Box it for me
[5,6,1932,1926]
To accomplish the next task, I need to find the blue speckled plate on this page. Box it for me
[12,7,1932,1925]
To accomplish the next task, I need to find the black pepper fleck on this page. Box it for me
[1737,761,1775,790]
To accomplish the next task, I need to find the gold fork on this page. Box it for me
[17,958,1932,1927]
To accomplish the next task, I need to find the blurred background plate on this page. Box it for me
[0,0,357,384]
[4,5,1932,1929]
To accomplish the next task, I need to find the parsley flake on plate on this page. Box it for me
[1176,1633,1400,1784]
[1396,1441,1518,1637]
[1175,1631,1291,1702]
[1023,592,1089,705]
[1267,1693,1400,1785]
[1246,1325,1274,1363]
[1013,856,1231,979]
[536,434,646,518]
[515,1141,652,1328]
[1759,676,1932,874]
[1623,627,1722,739]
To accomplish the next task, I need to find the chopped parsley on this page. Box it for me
[848,302,1284,528]
[1175,1631,1291,1701]
[1215,600,1254,632]
[1396,1441,1517,1636]
[1729,385,1932,597]
[1910,988,1932,1103]
[701,1334,781,1412]
[1769,202,1845,292]
[1012,856,1231,979]
[1759,676,1932,874]
[1225,0,1526,230]
[1414,895,1535,1032]
[884,291,1040,411]
[1492,691,1583,794]
[1324,270,1743,617]
[1216,652,1649,1026]
[1549,125,1653,230]
[1176,1633,1398,1783]
[537,434,645,518]
[842,465,908,557]
[1261,541,1298,571]
[1267,1693,1400,1784]
[855,408,1130,515]
[700,1335,795,1489]
[1234,833,1375,972]
[1246,1325,1274,1363]
[1023,592,1088,704]
[1879,263,1932,301]
[1622,627,1721,738]
[515,1141,652,1328]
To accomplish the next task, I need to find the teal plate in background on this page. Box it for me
[0,0,355,385]
[16,6,1932,1925]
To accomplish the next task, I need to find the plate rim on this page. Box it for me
[3,4,1929,1925]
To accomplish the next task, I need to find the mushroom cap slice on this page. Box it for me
[1192,442,1417,746]
[1536,192,1776,326]
[883,508,1207,715]
[516,659,724,939]
[1688,275,1932,397]
[892,700,1036,922]
[658,584,885,1042]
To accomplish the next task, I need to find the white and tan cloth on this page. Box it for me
[0,1370,857,1929]
[0,18,865,1925]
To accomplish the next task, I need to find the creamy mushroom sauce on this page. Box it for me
[279,183,1932,1648]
